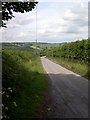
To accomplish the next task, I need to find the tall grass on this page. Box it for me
[2,50,47,119]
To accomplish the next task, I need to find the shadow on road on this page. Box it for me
[40,73,88,118]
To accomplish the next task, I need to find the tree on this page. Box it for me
[2,1,38,27]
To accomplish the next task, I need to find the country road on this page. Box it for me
[41,57,88,118]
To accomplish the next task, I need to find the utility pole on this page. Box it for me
[36,4,37,54]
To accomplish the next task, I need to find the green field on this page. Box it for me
[30,45,42,50]
[2,49,47,119]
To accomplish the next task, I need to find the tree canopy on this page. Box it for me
[2,2,38,27]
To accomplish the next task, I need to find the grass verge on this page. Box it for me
[48,57,89,79]
[2,50,47,119]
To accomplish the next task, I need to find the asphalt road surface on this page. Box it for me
[41,57,88,118]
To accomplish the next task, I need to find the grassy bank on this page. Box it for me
[48,57,89,79]
[2,50,47,119]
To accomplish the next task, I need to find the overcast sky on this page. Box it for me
[1,0,89,43]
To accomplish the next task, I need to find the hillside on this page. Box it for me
[2,49,47,119]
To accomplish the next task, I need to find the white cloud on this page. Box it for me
[15,15,36,25]
[1,1,88,43]
[64,9,79,21]
[37,2,88,41]
[17,32,27,38]
[6,12,37,28]
[38,0,89,2]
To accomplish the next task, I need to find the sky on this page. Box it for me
[0,0,89,43]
